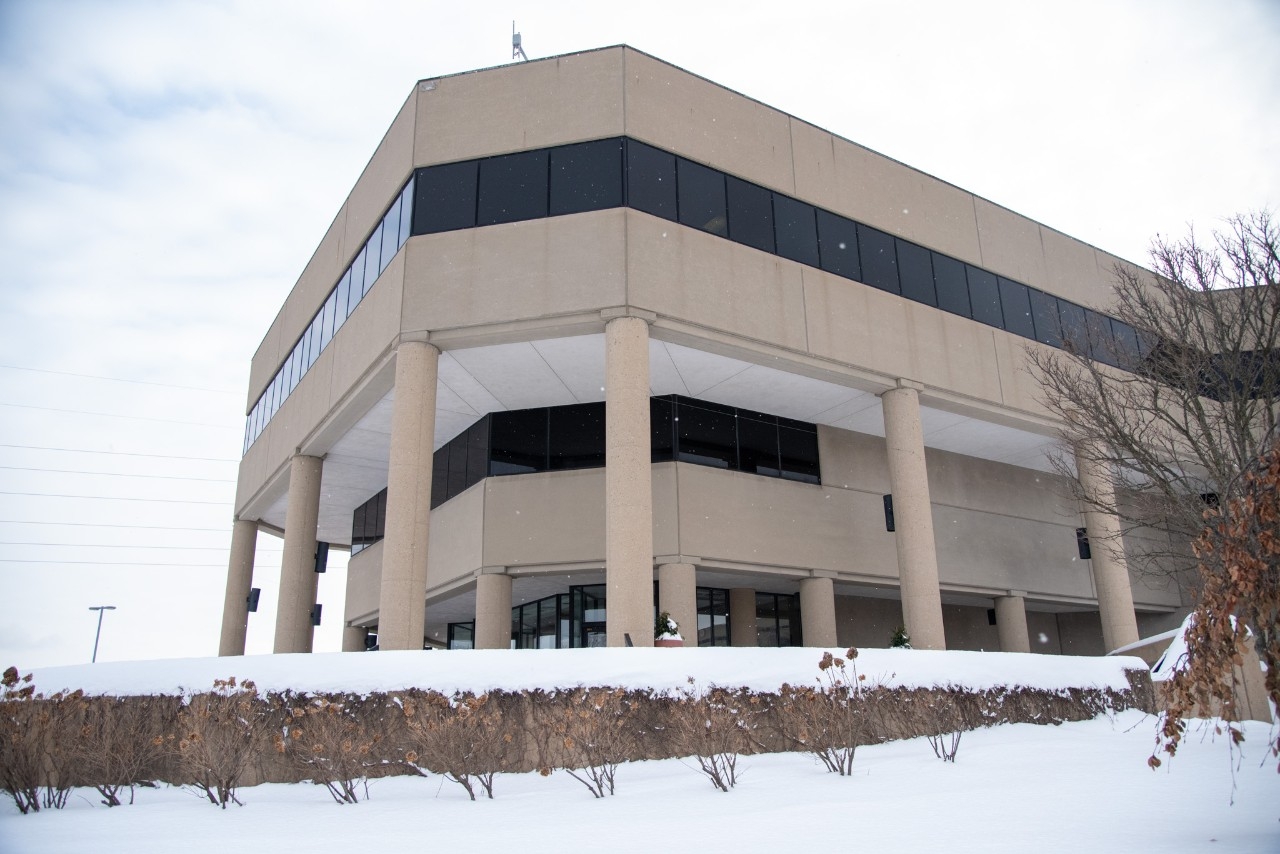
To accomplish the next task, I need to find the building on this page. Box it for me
[218,46,1187,658]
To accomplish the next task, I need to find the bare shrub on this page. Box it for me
[174,678,273,808]
[0,668,83,813]
[927,731,962,762]
[530,687,650,797]
[69,694,180,806]
[401,691,513,800]
[668,683,761,792]
[276,692,393,804]
[774,649,885,775]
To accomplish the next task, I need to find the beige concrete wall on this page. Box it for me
[1056,611,1106,656]
[481,469,606,569]
[834,595,902,649]
[344,539,383,624]
[941,604,1001,652]
[425,482,486,589]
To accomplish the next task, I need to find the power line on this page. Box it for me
[0,402,236,429]
[0,542,282,551]
[0,444,237,463]
[0,520,230,531]
[0,364,238,395]
[0,465,235,483]
[0,559,272,567]
[0,491,230,505]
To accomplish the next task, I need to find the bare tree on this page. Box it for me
[1028,211,1279,582]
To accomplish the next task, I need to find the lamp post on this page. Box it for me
[88,605,116,663]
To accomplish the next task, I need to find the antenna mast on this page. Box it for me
[512,22,528,61]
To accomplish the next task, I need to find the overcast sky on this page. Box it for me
[1,0,1276,669]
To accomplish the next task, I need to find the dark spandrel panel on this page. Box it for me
[379,200,401,274]
[1111,318,1141,369]
[816,209,860,280]
[857,224,899,293]
[967,266,1003,328]
[1058,301,1090,357]
[773,194,819,267]
[725,175,774,253]
[896,239,936,307]
[650,396,675,462]
[626,139,677,221]
[447,429,470,498]
[932,253,970,317]
[431,445,448,509]
[1029,289,1063,347]
[678,396,735,416]
[466,419,489,487]
[999,277,1036,339]
[1085,309,1117,367]
[779,425,820,484]
[735,406,776,425]
[550,402,606,470]
[675,402,736,469]
[777,415,815,433]
[413,161,479,234]
[490,408,548,474]
[677,158,727,237]
[736,416,780,477]
[549,138,623,216]
[478,149,549,226]
[363,222,382,292]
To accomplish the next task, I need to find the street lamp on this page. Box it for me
[88,605,116,663]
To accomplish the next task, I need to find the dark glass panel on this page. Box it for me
[779,425,820,484]
[932,253,970,317]
[999,277,1036,339]
[773,194,819,267]
[1086,308,1117,366]
[677,158,727,237]
[725,175,774,253]
[1058,301,1090,356]
[625,139,677,221]
[351,502,367,547]
[334,270,352,333]
[549,138,623,216]
[319,290,337,350]
[675,401,736,469]
[489,408,548,474]
[778,594,800,646]
[363,222,383,292]
[1111,318,1141,369]
[549,402,606,470]
[696,587,730,647]
[816,209,860,280]
[413,161,479,234]
[431,445,448,508]
[966,266,1003,328]
[736,415,779,477]
[348,248,366,311]
[305,317,322,369]
[756,593,779,647]
[857,224,899,293]
[373,489,387,540]
[466,418,489,487]
[397,179,413,246]
[1029,289,1063,347]
[896,239,936,306]
[477,149,549,226]
[447,622,474,651]
[537,597,557,648]
[379,200,401,274]
[650,396,675,462]
[447,428,469,497]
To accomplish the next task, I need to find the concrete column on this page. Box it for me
[474,572,513,650]
[605,315,654,648]
[995,594,1031,653]
[273,454,323,654]
[881,381,947,650]
[342,625,369,652]
[218,518,259,656]
[799,576,838,647]
[1076,446,1140,652]
[378,340,440,651]
[658,563,698,644]
[729,587,758,647]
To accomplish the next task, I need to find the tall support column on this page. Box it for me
[1076,446,1140,652]
[729,587,758,647]
[605,315,654,648]
[378,340,440,651]
[274,454,323,653]
[474,571,513,650]
[799,576,837,647]
[995,593,1031,653]
[881,380,947,650]
[342,625,369,652]
[218,518,259,656]
[658,563,698,644]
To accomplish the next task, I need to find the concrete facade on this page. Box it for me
[220,46,1186,657]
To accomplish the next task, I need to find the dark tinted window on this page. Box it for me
[896,239,936,306]
[857,224,899,293]
[413,160,478,234]
[1085,309,1116,366]
[626,140,677,221]
[773,194,819,267]
[447,429,470,497]
[1058,301,1090,356]
[549,138,623,216]
[477,149,548,226]
[677,158,727,237]
[779,425,820,483]
[431,445,449,508]
[1111,319,1141,369]
[736,415,779,476]
[999,277,1036,339]
[1029,289,1063,347]
[379,201,401,272]
[466,420,489,485]
[363,225,382,294]
[651,396,675,462]
[932,253,970,317]
[490,408,548,474]
[967,266,1003,328]
[816,209,860,280]
[675,401,736,469]
[550,403,606,470]
[725,176,774,253]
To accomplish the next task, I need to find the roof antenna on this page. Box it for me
[512,22,528,61]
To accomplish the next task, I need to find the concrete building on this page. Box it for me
[219,46,1188,658]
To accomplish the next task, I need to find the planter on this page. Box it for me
[655,638,684,648]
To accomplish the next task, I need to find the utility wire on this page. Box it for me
[0,444,237,463]
[0,364,238,395]
[0,559,280,567]
[0,520,229,531]
[0,402,236,429]
[0,465,235,483]
[0,542,282,551]
[0,491,230,505]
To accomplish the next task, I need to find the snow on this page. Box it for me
[2,711,1276,853]
[22,646,1146,698]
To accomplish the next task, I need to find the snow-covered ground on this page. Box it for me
[3,649,1277,853]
